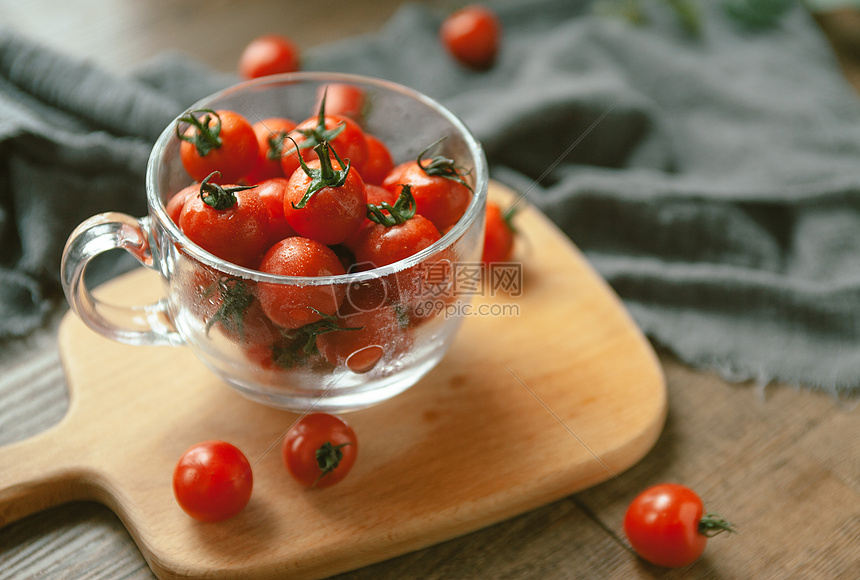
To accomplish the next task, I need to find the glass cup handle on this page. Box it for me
[60,212,184,346]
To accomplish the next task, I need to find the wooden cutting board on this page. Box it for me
[0,181,666,579]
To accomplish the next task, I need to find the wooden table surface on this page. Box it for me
[1,2,859,578]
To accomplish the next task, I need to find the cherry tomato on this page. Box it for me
[361,134,395,186]
[343,183,398,252]
[253,177,297,245]
[624,483,735,568]
[257,236,347,329]
[440,5,502,70]
[283,143,367,246]
[282,413,358,488]
[314,83,366,123]
[383,150,472,233]
[352,191,441,269]
[247,117,298,184]
[281,109,369,179]
[316,303,407,373]
[238,34,300,79]
[178,175,271,269]
[189,274,280,347]
[177,109,258,184]
[482,200,516,264]
[172,440,253,522]
[166,183,199,225]
[242,329,311,372]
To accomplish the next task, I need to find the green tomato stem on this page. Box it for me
[699,513,737,537]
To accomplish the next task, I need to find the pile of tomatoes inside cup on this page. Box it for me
[166,84,513,376]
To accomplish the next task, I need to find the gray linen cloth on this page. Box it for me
[2,0,860,394]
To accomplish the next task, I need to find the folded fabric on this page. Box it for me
[2,0,860,396]
[0,33,235,337]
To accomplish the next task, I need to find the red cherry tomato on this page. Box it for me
[282,413,358,488]
[178,177,270,269]
[177,109,259,184]
[166,183,199,224]
[383,155,471,233]
[482,201,516,264]
[440,5,502,70]
[187,273,280,347]
[283,146,367,246]
[624,483,735,568]
[316,304,407,373]
[256,237,346,329]
[314,83,366,123]
[172,440,253,522]
[353,213,441,269]
[352,184,441,269]
[253,177,297,245]
[247,117,298,184]
[343,183,398,252]
[281,113,369,179]
[238,34,300,79]
[361,134,395,186]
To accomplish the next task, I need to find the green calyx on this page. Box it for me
[366,184,417,227]
[198,172,257,210]
[501,204,519,234]
[266,130,291,161]
[290,139,352,209]
[417,138,473,193]
[274,307,363,366]
[314,441,350,487]
[294,88,346,152]
[204,277,255,338]
[698,513,737,537]
[176,109,222,157]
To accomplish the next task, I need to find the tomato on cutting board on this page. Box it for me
[172,440,253,522]
[282,413,358,488]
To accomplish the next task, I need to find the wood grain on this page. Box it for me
[0,182,666,579]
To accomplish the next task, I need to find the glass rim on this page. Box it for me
[145,71,488,286]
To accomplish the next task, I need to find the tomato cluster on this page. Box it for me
[170,88,474,376]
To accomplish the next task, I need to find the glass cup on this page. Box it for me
[61,73,488,412]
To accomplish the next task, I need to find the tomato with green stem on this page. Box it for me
[440,4,502,70]
[282,413,358,488]
[238,34,300,79]
[624,483,736,568]
[172,440,253,522]
[313,83,366,123]
[247,117,297,184]
[177,109,258,184]
[280,92,369,179]
[188,273,280,347]
[352,184,441,269]
[342,183,398,252]
[383,141,472,233]
[178,172,270,269]
[316,301,409,373]
[256,236,347,329]
[283,140,367,246]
